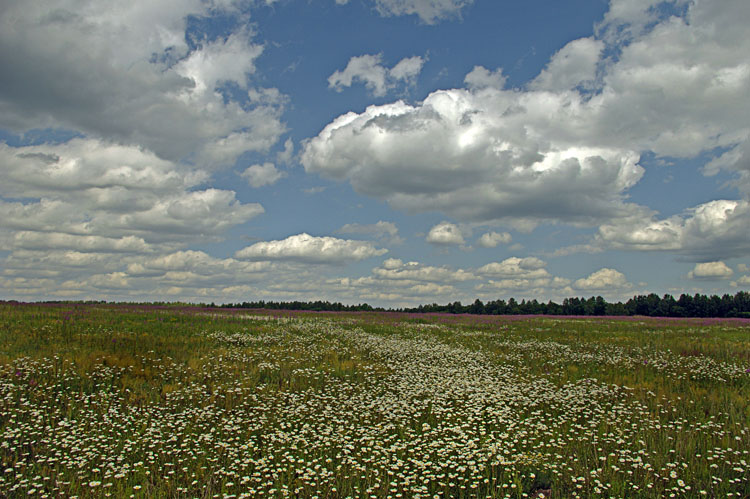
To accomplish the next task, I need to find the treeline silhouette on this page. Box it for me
[219,291,750,318]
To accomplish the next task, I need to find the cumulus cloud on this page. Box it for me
[573,268,632,291]
[596,0,691,42]
[240,163,286,188]
[338,220,397,237]
[474,257,571,296]
[235,233,387,264]
[477,231,511,248]
[304,0,750,241]
[473,259,633,301]
[328,276,459,305]
[126,250,270,278]
[173,27,261,95]
[477,257,549,280]
[688,261,733,280]
[329,54,387,96]
[373,0,474,24]
[1,246,276,301]
[371,258,475,282]
[426,222,465,245]
[0,136,273,299]
[530,38,604,91]
[63,272,131,291]
[0,5,281,302]
[302,86,644,229]
[464,66,506,90]
[337,221,403,244]
[0,0,285,167]
[0,140,200,199]
[597,200,750,261]
[0,140,263,244]
[276,138,295,165]
[328,54,425,96]
[389,56,426,83]
[321,258,478,306]
[11,232,151,254]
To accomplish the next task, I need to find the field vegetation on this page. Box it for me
[1,303,748,498]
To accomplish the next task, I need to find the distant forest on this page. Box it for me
[216,291,750,318]
[10,291,750,318]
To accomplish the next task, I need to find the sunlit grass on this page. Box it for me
[1,304,748,497]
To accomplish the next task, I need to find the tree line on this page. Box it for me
[218,291,750,318]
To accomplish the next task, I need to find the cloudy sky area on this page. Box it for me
[1,0,749,306]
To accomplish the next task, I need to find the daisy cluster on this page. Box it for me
[1,307,748,497]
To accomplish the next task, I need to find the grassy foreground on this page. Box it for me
[1,303,748,498]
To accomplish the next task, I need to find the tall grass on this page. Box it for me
[1,304,748,497]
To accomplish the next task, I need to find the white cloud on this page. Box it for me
[338,220,397,237]
[329,54,388,96]
[596,0,691,43]
[337,221,403,244]
[240,163,286,188]
[464,66,506,90]
[4,249,130,277]
[11,232,151,254]
[0,136,273,300]
[320,258,477,306]
[732,275,750,287]
[173,28,261,94]
[474,257,572,297]
[0,246,275,301]
[0,140,263,244]
[426,222,465,245]
[598,199,750,261]
[688,261,733,280]
[472,259,633,301]
[235,233,387,264]
[116,189,264,239]
[304,0,750,237]
[0,0,286,167]
[127,250,269,277]
[371,258,475,282]
[389,56,426,83]
[328,54,425,97]
[334,0,473,24]
[477,257,548,279]
[530,38,604,92]
[573,268,632,291]
[276,138,295,165]
[64,272,132,291]
[329,277,458,305]
[373,0,473,24]
[477,231,511,248]
[0,140,200,199]
[590,0,750,161]
[302,87,644,228]
[382,257,404,270]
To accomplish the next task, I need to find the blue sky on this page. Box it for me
[1,0,749,306]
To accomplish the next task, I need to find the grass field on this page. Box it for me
[1,303,748,498]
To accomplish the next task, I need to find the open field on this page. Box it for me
[1,304,749,498]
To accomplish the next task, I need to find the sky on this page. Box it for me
[1,0,749,307]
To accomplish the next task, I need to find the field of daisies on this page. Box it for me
[1,303,748,498]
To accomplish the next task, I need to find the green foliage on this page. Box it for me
[6,291,750,317]
[1,304,748,498]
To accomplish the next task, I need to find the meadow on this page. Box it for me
[1,303,748,498]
